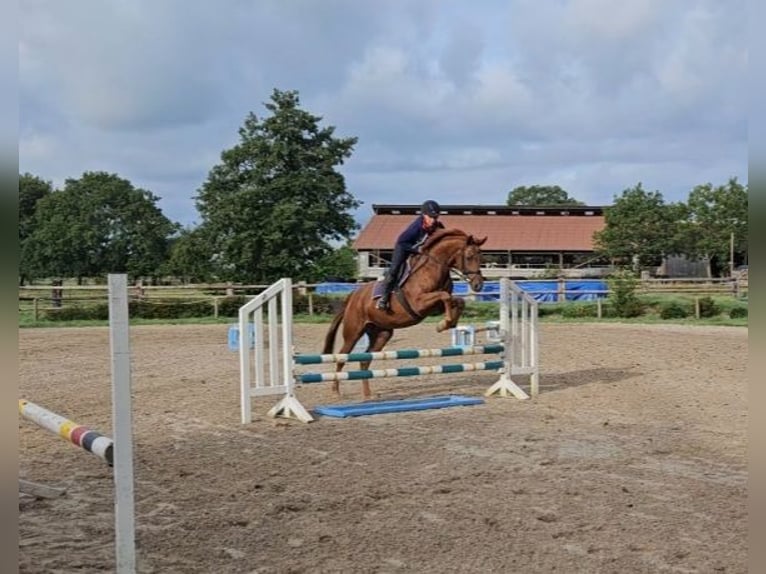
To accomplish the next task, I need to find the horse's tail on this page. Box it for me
[322,298,348,354]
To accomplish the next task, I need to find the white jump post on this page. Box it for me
[239,278,312,423]
[108,273,136,574]
[484,276,539,398]
[20,275,136,573]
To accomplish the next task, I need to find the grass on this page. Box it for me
[533,294,747,327]
[539,314,747,327]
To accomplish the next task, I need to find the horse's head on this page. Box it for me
[460,234,487,293]
[423,229,488,292]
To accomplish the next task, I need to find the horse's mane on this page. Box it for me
[421,228,469,251]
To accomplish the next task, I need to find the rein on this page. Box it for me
[394,235,482,322]
[415,239,481,282]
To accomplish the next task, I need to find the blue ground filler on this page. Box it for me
[227,323,255,351]
[313,395,485,418]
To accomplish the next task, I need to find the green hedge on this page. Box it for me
[660,302,690,319]
[42,293,346,321]
[216,296,248,317]
[697,296,720,318]
[43,304,111,321]
[560,303,599,318]
[729,306,748,319]
[43,300,215,321]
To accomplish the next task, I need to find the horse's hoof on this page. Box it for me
[436,320,449,332]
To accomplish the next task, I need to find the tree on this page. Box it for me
[607,268,643,318]
[195,89,360,283]
[310,244,358,282]
[162,227,216,283]
[594,183,677,268]
[19,173,52,243]
[506,185,584,206]
[19,173,53,283]
[22,172,178,281]
[683,178,748,276]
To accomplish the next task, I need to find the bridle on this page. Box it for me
[395,236,484,321]
[453,246,484,284]
[416,239,483,284]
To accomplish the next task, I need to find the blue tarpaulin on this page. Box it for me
[314,280,608,303]
[314,282,362,295]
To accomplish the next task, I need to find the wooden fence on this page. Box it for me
[18,282,317,321]
[638,276,748,297]
[19,276,747,321]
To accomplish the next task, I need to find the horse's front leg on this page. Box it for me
[415,291,462,332]
[435,296,465,332]
[447,297,466,330]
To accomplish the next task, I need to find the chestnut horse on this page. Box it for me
[322,228,487,398]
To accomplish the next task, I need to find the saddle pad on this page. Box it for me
[372,279,386,299]
[371,258,415,299]
[313,395,484,418]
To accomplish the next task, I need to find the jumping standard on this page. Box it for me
[238,277,539,423]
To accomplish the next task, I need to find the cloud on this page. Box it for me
[19,0,747,228]
[22,3,221,130]
[439,20,485,87]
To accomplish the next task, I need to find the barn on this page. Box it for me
[352,204,610,279]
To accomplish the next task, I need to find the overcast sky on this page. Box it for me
[19,0,747,229]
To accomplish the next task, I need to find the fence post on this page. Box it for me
[557,277,566,302]
[295,282,312,316]
[213,296,219,318]
[597,298,602,319]
[134,280,145,299]
[33,298,39,321]
[694,297,700,319]
[51,280,62,308]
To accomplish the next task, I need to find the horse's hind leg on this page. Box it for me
[358,327,393,399]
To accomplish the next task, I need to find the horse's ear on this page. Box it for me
[470,235,488,247]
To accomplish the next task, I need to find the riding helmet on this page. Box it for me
[421,200,440,217]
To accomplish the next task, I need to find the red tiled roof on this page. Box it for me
[353,214,605,251]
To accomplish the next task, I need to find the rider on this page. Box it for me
[376,199,445,311]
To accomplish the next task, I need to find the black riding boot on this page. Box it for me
[377,246,407,311]
[376,282,393,310]
[376,272,397,311]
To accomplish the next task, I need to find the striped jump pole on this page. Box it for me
[19,399,115,466]
[299,360,505,383]
[294,344,506,365]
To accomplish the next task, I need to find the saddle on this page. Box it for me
[372,257,416,299]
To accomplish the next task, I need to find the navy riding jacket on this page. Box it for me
[395,215,445,254]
